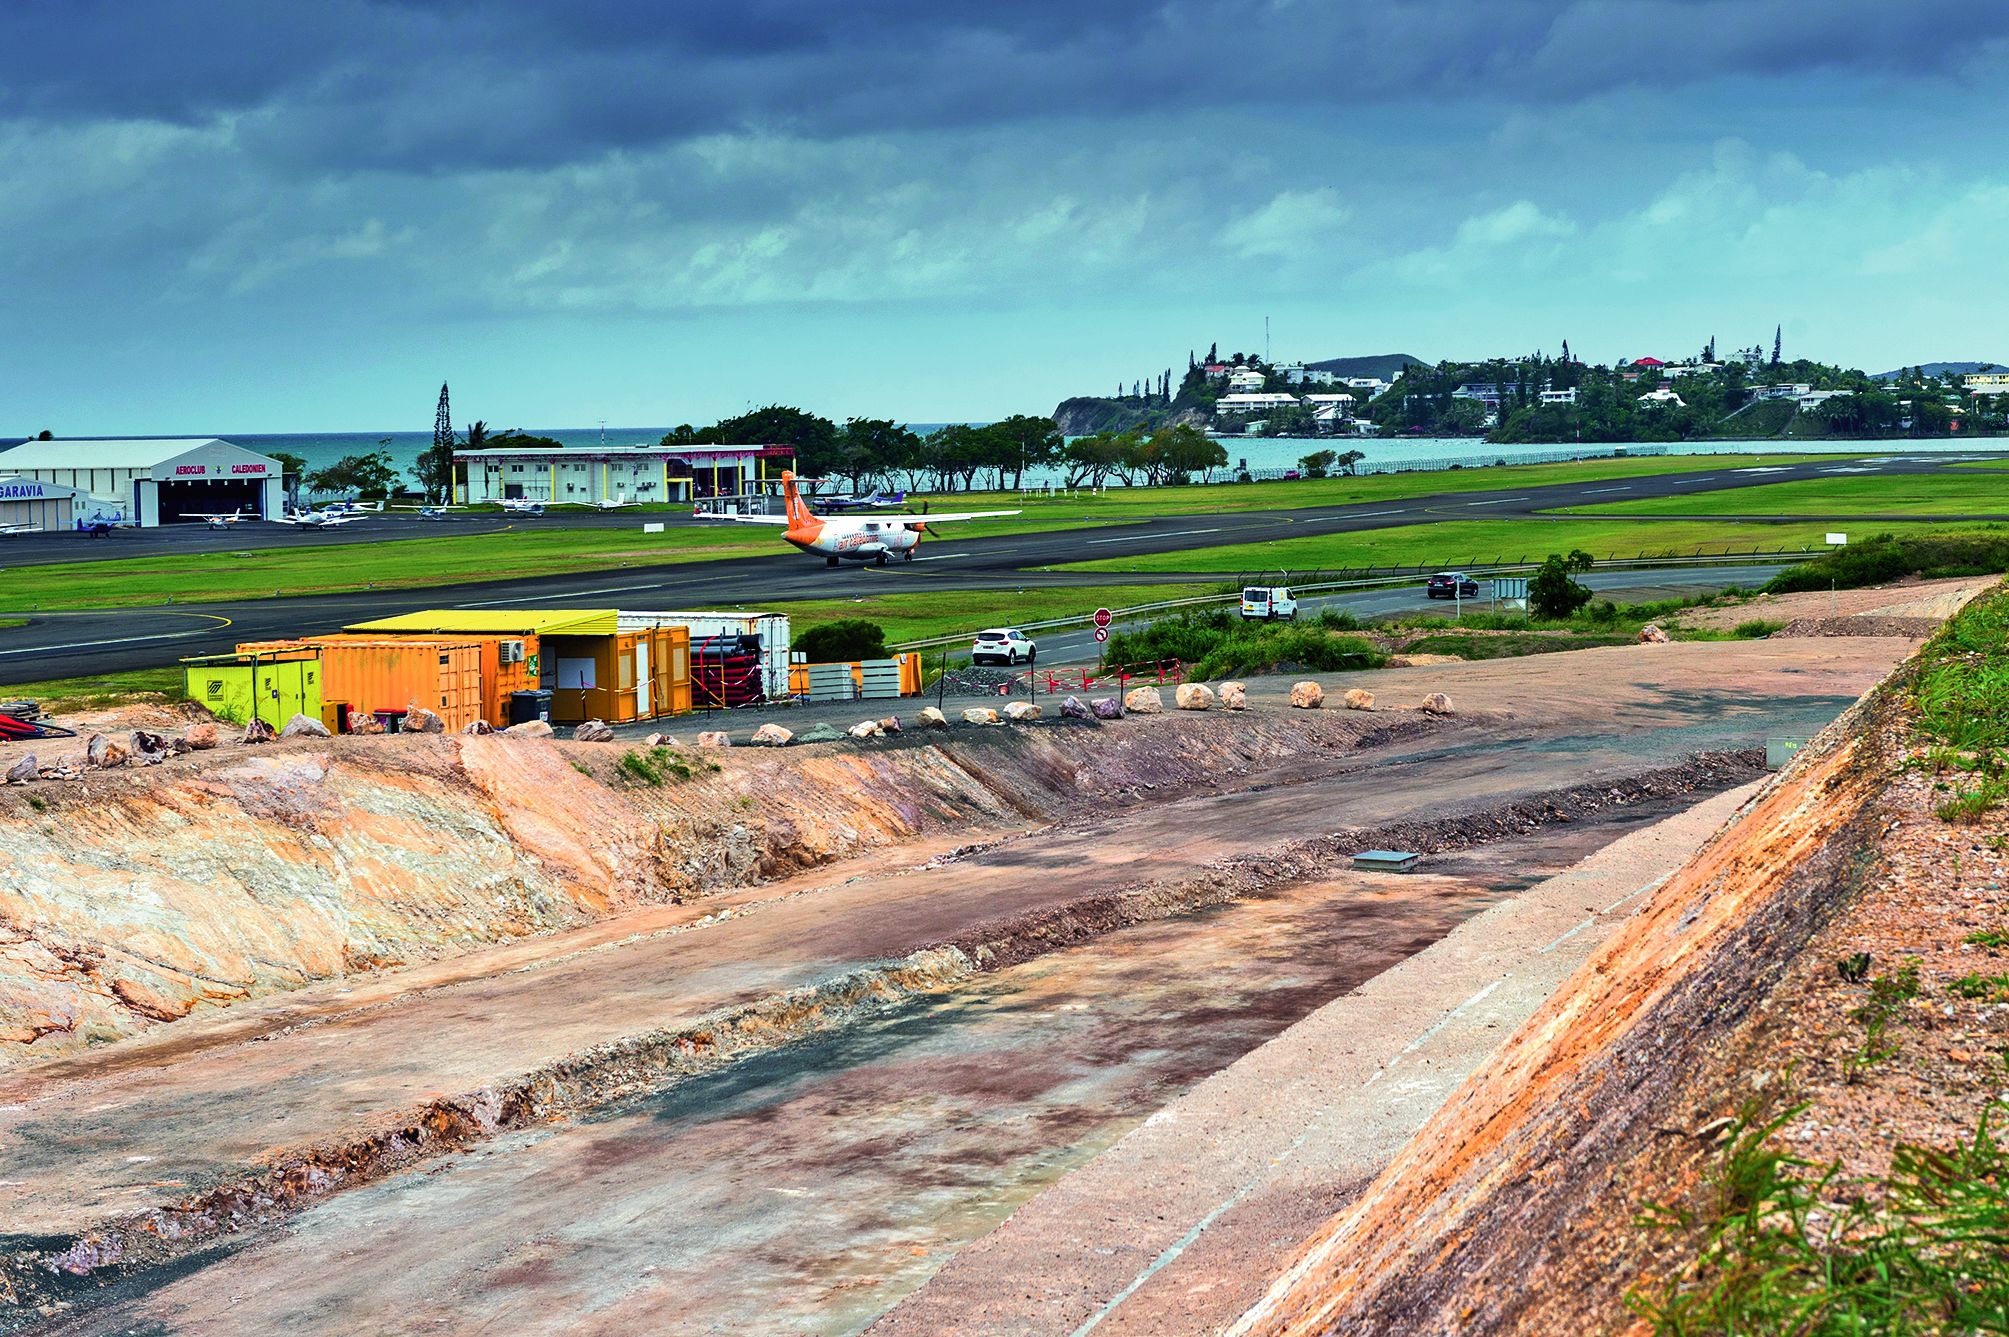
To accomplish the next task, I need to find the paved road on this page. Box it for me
[0,448,1994,684]
[1026,565,1787,665]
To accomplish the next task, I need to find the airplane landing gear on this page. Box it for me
[902,549,914,561]
[826,555,840,568]
[875,552,888,566]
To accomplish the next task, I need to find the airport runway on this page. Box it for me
[0,450,1997,684]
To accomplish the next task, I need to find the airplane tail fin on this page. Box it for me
[781,471,815,529]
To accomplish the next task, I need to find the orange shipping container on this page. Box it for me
[240,634,530,730]
[244,639,482,731]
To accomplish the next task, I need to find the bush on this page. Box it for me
[1733,619,1784,639]
[1765,531,2009,594]
[1189,628,1383,679]
[795,618,888,662]
[1529,550,1596,619]
[1102,607,1384,678]
[1103,609,1237,667]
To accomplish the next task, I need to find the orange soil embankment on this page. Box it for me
[1235,666,1904,1335]
[0,710,1412,1062]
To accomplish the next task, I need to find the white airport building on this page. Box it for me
[454,444,797,505]
[0,438,287,527]
[0,476,95,532]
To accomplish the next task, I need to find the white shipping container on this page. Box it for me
[617,611,792,700]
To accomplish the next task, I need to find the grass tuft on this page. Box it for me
[1628,1096,2009,1334]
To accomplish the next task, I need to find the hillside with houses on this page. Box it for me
[1054,339,2009,442]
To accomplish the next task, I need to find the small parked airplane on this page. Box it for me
[185,507,252,530]
[500,497,549,515]
[816,488,908,513]
[706,470,1016,566]
[271,507,368,528]
[0,521,36,537]
[408,506,458,521]
[323,500,385,514]
[548,495,636,511]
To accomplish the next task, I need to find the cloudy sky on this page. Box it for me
[7,1,2009,434]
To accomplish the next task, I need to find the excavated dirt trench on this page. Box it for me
[1233,656,1943,1335]
[0,638,1931,1333]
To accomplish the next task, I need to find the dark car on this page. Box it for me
[1426,571,1481,600]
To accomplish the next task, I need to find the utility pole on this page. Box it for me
[1264,316,1271,365]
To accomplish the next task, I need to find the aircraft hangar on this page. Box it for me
[0,438,287,526]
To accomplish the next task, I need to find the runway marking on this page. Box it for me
[0,618,233,658]
[1460,496,1531,506]
[1582,486,1632,494]
[1084,527,1222,546]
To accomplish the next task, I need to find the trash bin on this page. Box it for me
[372,710,403,734]
[509,689,553,725]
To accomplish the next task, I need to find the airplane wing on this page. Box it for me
[898,509,1020,523]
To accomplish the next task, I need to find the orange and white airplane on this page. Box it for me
[709,470,1016,566]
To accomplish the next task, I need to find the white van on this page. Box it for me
[1240,586,1298,621]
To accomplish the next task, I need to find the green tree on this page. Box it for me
[308,450,400,498]
[697,405,840,477]
[1334,448,1367,475]
[830,418,920,489]
[1060,432,1131,489]
[793,619,888,662]
[1529,550,1596,619]
[1299,448,1339,479]
[983,414,1064,489]
[1145,423,1227,482]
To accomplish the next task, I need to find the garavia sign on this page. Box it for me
[0,481,62,499]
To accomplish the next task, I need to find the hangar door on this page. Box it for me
[0,496,73,532]
[157,477,265,524]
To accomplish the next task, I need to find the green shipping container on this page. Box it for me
[182,650,323,729]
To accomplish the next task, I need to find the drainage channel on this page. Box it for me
[45,802,1690,1337]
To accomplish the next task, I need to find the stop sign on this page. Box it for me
[1093,607,1112,629]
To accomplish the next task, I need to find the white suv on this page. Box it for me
[1240,586,1298,621]
[971,627,1038,665]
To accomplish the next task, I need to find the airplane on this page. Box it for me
[500,497,550,515]
[816,488,908,513]
[322,500,385,514]
[185,507,252,530]
[547,494,637,511]
[0,521,35,537]
[407,506,458,521]
[705,470,1017,566]
[271,507,368,528]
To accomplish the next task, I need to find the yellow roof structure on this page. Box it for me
[345,608,619,636]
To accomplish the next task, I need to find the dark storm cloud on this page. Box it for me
[5,0,2005,173]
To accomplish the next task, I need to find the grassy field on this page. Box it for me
[943,452,1846,523]
[0,667,187,711]
[1052,515,1945,576]
[0,618,23,631]
[0,527,788,610]
[1555,471,2009,518]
